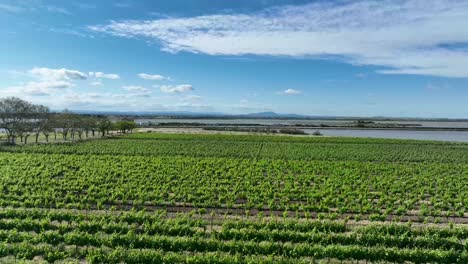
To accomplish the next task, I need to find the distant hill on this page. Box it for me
[65,110,312,119]
[244,112,280,118]
[59,109,468,121]
[244,112,310,119]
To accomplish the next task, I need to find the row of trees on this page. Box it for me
[0,97,136,144]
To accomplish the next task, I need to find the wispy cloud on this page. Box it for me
[1,67,119,98]
[0,3,71,15]
[355,73,367,79]
[30,67,87,81]
[90,81,103,87]
[426,82,449,91]
[123,85,149,93]
[181,95,202,102]
[2,67,87,96]
[0,3,24,13]
[89,72,120,80]
[73,3,96,9]
[3,81,73,96]
[138,73,169,81]
[279,89,301,95]
[158,84,193,93]
[114,2,132,8]
[49,28,94,38]
[90,0,468,78]
[45,5,71,15]
[122,85,152,97]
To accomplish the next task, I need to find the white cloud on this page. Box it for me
[2,67,85,96]
[159,84,193,93]
[90,81,103,86]
[89,71,120,80]
[426,83,449,91]
[61,92,154,109]
[280,89,301,95]
[0,3,24,13]
[0,67,115,98]
[181,95,202,102]
[90,0,468,78]
[2,81,73,96]
[355,73,367,79]
[30,67,87,81]
[49,28,94,38]
[138,73,169,81]
[123,85,150,93]
[45,5,71,15]
[74,3,96,9]
[0,3,72,15]
[115,2,132,8]
[122,85,152,98]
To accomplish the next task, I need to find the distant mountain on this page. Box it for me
[66,110,226,117]
[57,109,467,121]
[244,112,280,118]
[244,112,310,119]
[63,110,312,119]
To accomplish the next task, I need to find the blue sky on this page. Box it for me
[1,0,467,118]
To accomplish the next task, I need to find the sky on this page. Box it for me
[1,0,468,118]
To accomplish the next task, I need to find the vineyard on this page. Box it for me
[0,133,467,263]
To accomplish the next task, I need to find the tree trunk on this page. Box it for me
[24,135,29,144]
[45,135,49,142]
[35,134,39,143]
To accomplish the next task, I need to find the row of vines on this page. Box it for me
[0,133,467,262]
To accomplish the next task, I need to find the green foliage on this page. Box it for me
[0,133,466,262]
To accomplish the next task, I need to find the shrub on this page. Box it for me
[312,130,322,136]
[278,128,307,135]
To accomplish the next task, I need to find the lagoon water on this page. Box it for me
[136,118,468,128]
[135,118,468,142]
[305,129,468,142]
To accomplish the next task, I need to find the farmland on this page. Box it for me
[0,133,467,263]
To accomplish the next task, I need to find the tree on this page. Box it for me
[114,120,137,134]
[97,118,112,137]
[41,120,54,143]
[32,105,51,143]
[55,110,77,141]
[82,117,98,138]
[0,97,49,144]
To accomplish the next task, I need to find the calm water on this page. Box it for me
[305,129,468,142]
[136,118,468,128]
[136,118,468,142]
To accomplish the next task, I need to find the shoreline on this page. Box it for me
[141,125,468,132]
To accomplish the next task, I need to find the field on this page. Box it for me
[0,133,467,263]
